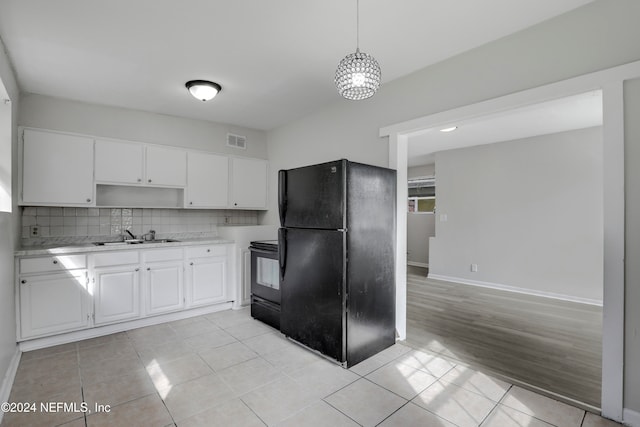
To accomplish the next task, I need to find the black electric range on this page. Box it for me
[249,240,280,329]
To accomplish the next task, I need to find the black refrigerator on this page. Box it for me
[278,159,396,367]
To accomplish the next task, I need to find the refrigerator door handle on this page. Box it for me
[278,170,287,226]
[278,228,287,281]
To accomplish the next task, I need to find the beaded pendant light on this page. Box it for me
[334,0,381,100]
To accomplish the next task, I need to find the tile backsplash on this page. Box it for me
[21,207,258,239]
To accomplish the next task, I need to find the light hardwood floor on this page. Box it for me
[405,266,602,410]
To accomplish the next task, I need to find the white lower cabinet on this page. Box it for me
[16,243,232,343]
[93,266,141,325]
[145,261,184,315]
[92,251,141,325]
[188,257,226,307]
[186,245,229,308]
[19,270,90,339]
[143,248,185,316]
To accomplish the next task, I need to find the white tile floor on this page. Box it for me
[1,307,622,427]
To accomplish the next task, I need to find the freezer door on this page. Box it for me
[280,227,346,363]
[279,160,346,229]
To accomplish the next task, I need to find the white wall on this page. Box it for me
[265,0,640,225]
[429,127,603,302]
[408,164,435,179]
[407,164,436,266]
[0,86,9,213]
[624,78,640,413]
[264,0,640,413]
[407,214,435,266]
[0,36,19,414]
[19,93,268,159]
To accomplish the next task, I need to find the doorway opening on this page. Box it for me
[404,91,604,409]
[383,61,636,420]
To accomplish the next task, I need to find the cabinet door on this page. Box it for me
[22,129,94,205]
[186,151,228,208]
[93,266,141,325]
[146,146,187,186]
[95,139,144,184]
[146,261,184,315]
[19,271,89,339]
[188,256,227,307]
[230,158,268,209]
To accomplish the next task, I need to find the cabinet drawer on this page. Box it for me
[20,255,87,274]
[93,251,140,267]
[186,245,226,259]
[144,248,184,262]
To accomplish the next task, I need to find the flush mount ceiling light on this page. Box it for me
[334,0,381,101]
[440,126,458,132]
[185,80,222,101]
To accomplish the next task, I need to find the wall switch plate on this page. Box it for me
[30,225,39,237]
[471,263,478,272]
[440,214,448,222]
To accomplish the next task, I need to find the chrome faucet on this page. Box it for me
[125,229,136,240]
[144,229,156,241]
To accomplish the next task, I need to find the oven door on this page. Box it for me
[250,248,280,303]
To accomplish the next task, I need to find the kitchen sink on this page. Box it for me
[93,241,127,246]
[93,239,180,246]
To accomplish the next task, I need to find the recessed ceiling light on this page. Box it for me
[185,80,222,101]
[440,126,458,132]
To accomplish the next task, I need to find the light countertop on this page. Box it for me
[15,237,234,257]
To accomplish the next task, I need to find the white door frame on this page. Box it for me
[381,60,640,421]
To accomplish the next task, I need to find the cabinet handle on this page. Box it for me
[137,178,142,182]
[135,268,139,272]
[147,267,151,271]
[189,202,193,205]
[52,260,58,264]
[190,262,194,266]
[148,179,152,183]
[86,198,91,203]
[21,279,26,284]
[207,249,210,252]
[234,203,238,206]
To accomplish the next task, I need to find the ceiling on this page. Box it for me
[407,90,603,167]
[0,0,595,131]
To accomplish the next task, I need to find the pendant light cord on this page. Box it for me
[356,0,360,50]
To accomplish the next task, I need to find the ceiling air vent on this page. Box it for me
[227,133,247,149]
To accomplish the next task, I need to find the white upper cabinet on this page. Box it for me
[186,151,229,208]
[22,129,95,206]
[95,140,186,187]
[95,139,144,184]
[230,157,268,209]
[21,128,267,209]
[146,145,187,187]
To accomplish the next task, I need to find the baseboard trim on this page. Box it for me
[407,261,429,268]
[427,274,603,306]
[19,302,233,352]
[0,346,22,424]
[624,408,640,426]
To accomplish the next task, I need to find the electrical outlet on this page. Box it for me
[470,263,478,272]
[30,225,39,237]
[440,214,448,222]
